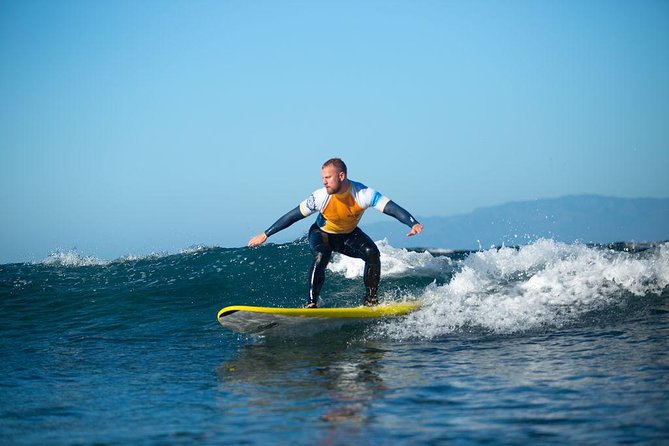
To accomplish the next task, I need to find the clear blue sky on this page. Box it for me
[1,0,668,263]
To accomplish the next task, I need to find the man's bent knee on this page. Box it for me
[362,244,380,263]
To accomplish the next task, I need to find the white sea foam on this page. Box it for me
[40,249,171,267]
[117,251,170,262]
[376,239,669,339]
[40,250,110,267]
[327,239,453,278]
[179,245,210,255]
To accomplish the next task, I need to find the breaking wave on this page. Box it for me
[373,239,669,339]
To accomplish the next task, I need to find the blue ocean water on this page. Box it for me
[1,239,668,445]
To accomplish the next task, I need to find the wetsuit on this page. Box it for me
[263,180,420,306]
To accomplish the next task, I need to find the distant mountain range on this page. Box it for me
[363,195,669,250]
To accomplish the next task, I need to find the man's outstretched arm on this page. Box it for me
[382,201,424,237]
[248,206,306,247]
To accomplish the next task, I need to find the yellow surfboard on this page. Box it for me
[217,302,420,336]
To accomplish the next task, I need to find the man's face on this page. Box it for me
[322,165,345,195]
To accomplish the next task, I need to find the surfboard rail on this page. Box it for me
[217,302,420,321]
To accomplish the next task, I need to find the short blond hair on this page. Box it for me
[322,158,347,175]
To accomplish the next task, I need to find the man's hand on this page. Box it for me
[248,232,268,247]
[407,223,423,237]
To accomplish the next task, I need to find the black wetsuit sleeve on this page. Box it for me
[264,206,306,237]
[382,200,420,228]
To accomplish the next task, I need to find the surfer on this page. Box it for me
[248,158,423,308]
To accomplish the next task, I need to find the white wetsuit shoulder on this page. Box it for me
[348,180,390,211]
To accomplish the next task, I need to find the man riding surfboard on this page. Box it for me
[248,158,423,308]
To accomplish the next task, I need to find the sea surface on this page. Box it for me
[1,238,668,445]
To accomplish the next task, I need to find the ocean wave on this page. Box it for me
[376,239,669,339]
[39,250,111,267]
[36,246,211,268]
[116,251,170,262]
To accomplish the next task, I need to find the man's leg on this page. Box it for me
[306,225,332,308]
[340,228,381,306]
